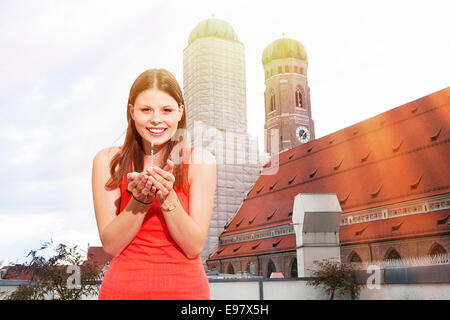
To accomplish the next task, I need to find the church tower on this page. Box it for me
[183,16,262,268]
[262,36,315,155]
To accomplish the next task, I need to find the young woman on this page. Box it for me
[92,68,216,299]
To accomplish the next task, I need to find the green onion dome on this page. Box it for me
[188,17,238,45]
[262,38,308,66]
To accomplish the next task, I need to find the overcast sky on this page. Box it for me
[0,0,449,265]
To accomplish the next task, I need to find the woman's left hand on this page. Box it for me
[145,159,175,204]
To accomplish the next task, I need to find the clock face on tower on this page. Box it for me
[296,126,310,144]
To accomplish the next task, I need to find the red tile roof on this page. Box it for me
[209,87,450,260]
[208,234,296,261]
[340,209,450,245]
[1,265,36,281]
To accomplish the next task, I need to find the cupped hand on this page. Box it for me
[126,171,157,204]
[145,159,175,204]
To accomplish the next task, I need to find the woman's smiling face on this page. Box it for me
[130,88,184,153]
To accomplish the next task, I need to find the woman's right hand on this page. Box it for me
[126,172,157,204]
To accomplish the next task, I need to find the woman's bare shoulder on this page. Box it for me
[190,147,216,165]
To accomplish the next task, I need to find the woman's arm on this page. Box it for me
[91,147,155,258]
[151,147,217,259]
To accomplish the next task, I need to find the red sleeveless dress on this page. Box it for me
[98,147,210,300]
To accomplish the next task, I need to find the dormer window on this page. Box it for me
[309,167,318,178]
[430,127,442,141]
[272,239,282,248]
[288,175,296,184]
[267,209,277,221]
[251,242,262,250]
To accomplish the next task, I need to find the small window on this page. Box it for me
[251,242,262,250]
[334,159,343,170]
[361,151,371,162]
[371,183,383,198]
[295,89,303,108]
[270,91,276,112]
[430,127,442,141]
[349,252,362,263]
[235,217,244,228]
[385,249,401,260]
[267,260,276,277]
[391,221,403,232]
[430,243,447,256]
[410,173,423,189]
[309,167,318,178]
[267,209,277,221]
[290,258,297,277]
[272,239,282,248]
[437,215,449,226]
[288,175,296,184]
[355,226,367,236]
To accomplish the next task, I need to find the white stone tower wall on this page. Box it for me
[183,35,264,268]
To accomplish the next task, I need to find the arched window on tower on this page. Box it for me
[267,259,276,278]
[295,89,303,108]
[270,90,276,112]
[429,243,447,256]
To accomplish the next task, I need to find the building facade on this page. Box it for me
[206,87,450,277]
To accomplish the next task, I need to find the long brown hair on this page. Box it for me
[106,68,190,192]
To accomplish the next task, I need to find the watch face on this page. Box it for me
[296,126,310,143]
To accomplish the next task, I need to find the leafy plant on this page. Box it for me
[1,239,103,300]
[306,258,364,300]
